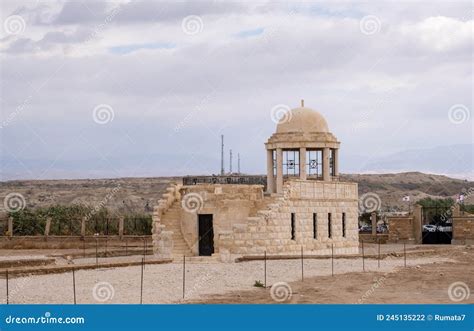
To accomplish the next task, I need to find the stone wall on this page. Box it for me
[179,185,264,255]
[219,180,359,260]
[452,205,474,245]
[387,217,416,243]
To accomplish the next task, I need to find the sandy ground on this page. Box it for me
[0,245,472,304]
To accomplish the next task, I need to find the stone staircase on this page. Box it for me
[160,201,193,258]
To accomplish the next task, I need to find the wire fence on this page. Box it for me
[0,242,455,304]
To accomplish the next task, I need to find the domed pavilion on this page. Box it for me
[153,101,359,262]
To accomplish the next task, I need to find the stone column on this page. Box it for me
[81,217,86,237]
[44,217,51,237]
[371,212,377,236]
[299,147,306,180]
[276,148,283,193]
[266,149,275,193]
[323,147,330,181]
[333,148,339,177]
[119,217,124,239]
[8,217,13,237]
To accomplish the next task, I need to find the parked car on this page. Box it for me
[437,226,452,232]
[359,225,372,232]
[423,224,437,232]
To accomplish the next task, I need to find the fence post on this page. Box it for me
[143,238,147,267]
[81,217,86,237]
[362,240,365,272]
[105,237,108,258]
[72,268,76,304]
[404,243,407,268]
[264,251,267,288]
[95,238,99,267]
[6,270,9,304]
[125,238,128,256]
[182,255,186,299]
[331,244,334,276]
[8,217,13,237]
[83,239,86,258]
[378,239,381,268]
[140,257,144,304]
[301,245,304,282]
[44,217,51,237]
[119,218,124,239]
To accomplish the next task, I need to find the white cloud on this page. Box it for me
[0,1,472,179]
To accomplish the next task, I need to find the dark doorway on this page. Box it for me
[198,214,214,256]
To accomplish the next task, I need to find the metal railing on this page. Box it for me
[183,175,267,188]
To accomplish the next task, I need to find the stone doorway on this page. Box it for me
[198,214,214,256]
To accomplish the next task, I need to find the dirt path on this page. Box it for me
[191,247,474,304]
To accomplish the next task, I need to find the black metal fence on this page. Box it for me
[183,175,267,188]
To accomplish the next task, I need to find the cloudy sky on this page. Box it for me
[0,0,472,180]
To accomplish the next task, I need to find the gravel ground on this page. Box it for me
[0,256,453,304]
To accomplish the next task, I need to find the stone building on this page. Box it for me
[153,102,359,261]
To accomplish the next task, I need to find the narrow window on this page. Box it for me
[342,212,346,238]
[328,213,332,238]
[291,213,295,240]
[313,213,317,239]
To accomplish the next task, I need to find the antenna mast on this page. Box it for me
[220,135,224,175]
[238,153,241,174]
[229,149,233,174]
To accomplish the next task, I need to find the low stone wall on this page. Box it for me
[387,217,416,243]
[452,216,474,245]
[219,180,359,261]
[0,235,150,250]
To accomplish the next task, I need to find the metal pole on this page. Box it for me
[6,270,9,305]
[72,268,76,304]
[95,238,98,267]
[83,240,86,258]
[125,238,128,256]
[140,257,144,304]
[105,237,108,258]
[362,240,365,272]
[301,246,304,281]
[404,243,407,268]
[182,255,186,299]
[143,238,147,267]
[331,244,334,276]
[378,239,380,268]
[264,251,267,288]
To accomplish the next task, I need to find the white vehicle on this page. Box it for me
[423,224,437,232]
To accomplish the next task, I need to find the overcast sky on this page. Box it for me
[0,1,472,180]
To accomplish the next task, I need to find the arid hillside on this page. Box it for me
[0,172,472,216]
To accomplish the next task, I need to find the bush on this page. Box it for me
[6,204,152,236]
